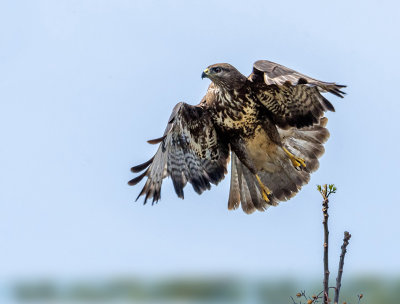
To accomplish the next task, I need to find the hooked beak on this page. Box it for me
[201,68,209,79]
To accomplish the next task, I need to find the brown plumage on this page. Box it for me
[129,59,345,213]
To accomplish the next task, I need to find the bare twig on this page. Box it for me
[317,184,336,304]
[322,205,329,304]
[292,185,356,304]
[333,231,352,303]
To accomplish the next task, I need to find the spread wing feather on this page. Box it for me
[128,102,230,204]
[249,60,346,129]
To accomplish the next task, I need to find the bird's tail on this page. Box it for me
[228,117,330,214]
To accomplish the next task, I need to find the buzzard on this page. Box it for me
[129,60,345,214]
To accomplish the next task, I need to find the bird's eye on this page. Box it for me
[213,67,222,73]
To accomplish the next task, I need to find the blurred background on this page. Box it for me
[1,0,399,303]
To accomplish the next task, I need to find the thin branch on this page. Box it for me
[322,185,330,304]
[334,231,352,304]
[318,184,336,304]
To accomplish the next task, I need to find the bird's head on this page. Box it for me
[201,63,247,90]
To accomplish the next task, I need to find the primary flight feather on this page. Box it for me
[128,59,345,214]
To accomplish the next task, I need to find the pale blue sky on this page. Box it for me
[1,0,399,280]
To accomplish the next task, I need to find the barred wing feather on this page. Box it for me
[249,60,346,129]
[128,102,230,204]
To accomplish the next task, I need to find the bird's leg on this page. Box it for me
[256,174,272,203]
[283,147,306,169]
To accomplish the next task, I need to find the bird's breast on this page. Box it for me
[210,90,259,136]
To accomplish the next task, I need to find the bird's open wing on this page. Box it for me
[248,60,346,128]
[128,102,230,204]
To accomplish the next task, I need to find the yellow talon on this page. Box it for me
[256,174,272,203]
[283,147,306,168]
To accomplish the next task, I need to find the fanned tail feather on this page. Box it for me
[228,117,330,214]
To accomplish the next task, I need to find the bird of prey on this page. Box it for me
[128,60,345,214]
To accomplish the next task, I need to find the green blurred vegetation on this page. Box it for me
[7,276,400,304]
